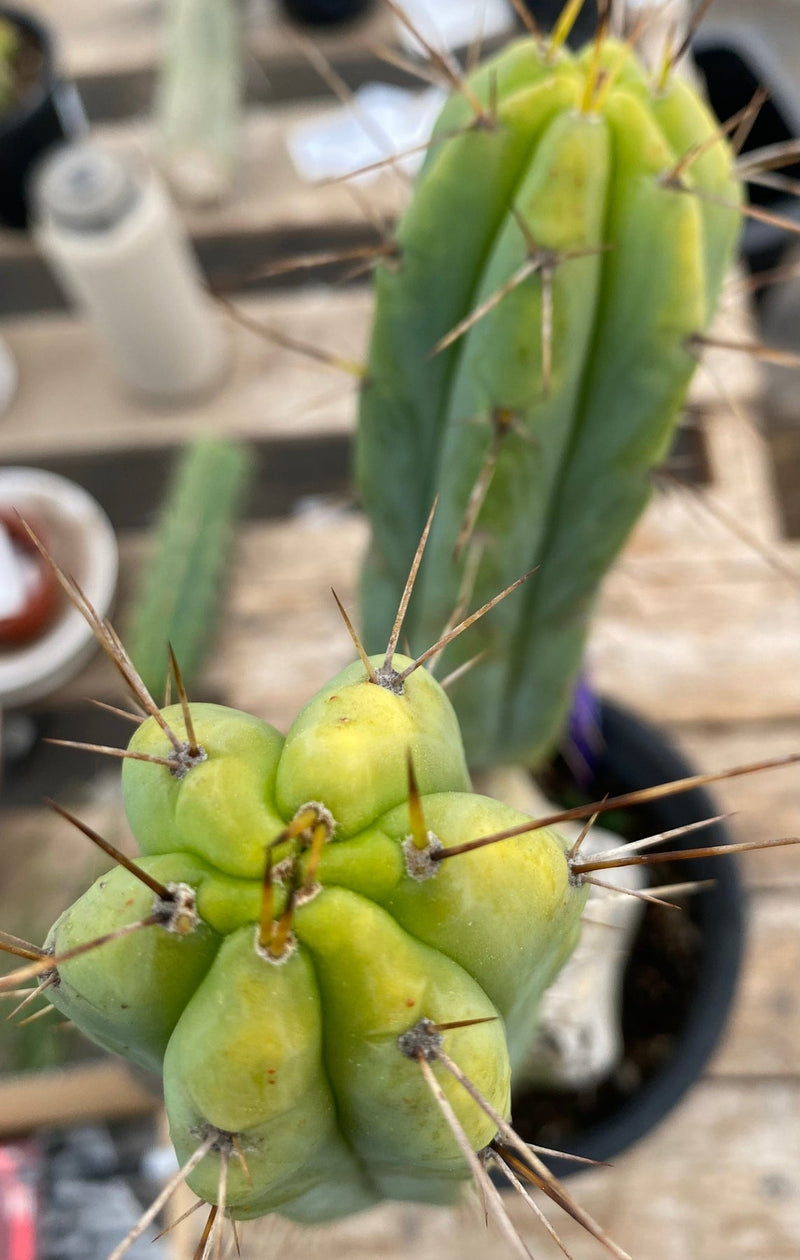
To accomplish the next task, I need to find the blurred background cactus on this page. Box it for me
[156,0,243,204]
[357,26,743,770]
[125,436,251,702]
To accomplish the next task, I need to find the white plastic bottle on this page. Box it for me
[33,143,228,402]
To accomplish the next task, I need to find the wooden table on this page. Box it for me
[1,4,798,1258]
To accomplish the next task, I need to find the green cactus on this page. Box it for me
[0,17,771,1257]
[156,0,242,204]
[357,30,742,769]
[34,651,585,1222]
[126,436,251,701]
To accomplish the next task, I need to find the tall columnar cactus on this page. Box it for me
[357,31,743,769]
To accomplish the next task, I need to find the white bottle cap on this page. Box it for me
[35,145,140,235]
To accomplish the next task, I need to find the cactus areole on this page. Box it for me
[43,658,587,1222]
[357,34,742,770]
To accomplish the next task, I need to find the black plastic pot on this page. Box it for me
[0,7,85,229]
[511,698,745,1177]
[280,0,372,27]
[693,30,800,280]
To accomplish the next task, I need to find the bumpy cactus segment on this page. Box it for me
[47,854,220,1072]
[163,930,376,1220]
[275,655,472,835]
[379,793,583,1068]
[123,703,286,880]
[357,34,742,769]
[43,651,587,1222]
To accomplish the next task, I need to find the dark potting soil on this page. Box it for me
[512,875,704,1146]
[512,755,705,1149]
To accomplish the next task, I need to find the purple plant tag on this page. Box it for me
[564,674,604,787]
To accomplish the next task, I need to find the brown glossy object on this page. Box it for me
[0,510,59,645]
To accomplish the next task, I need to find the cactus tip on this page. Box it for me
[405,751,429,852]
[151,1199,206,1244]
[402,753,444,878]
[661,0,717,88]
[438,649,490,692]
[436,752,800,862]
[580,874,685,911]
[567,802,606,861]
[230,1135,252,1186]
[507,0,545,46]
[572,833,800,876]
[0,930,47,963]
[105,1132,217,1260]
[4,976,56,1024]
[192,1204,219,1260]
[549,0,587,55]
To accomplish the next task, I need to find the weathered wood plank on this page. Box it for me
[0,289,369,459]
[668,721,800,887]
[0,1061,160,1138]
[709,890,800,1077]
[0,280,768,462]
[23,488,795,734]
[58,0,400,113]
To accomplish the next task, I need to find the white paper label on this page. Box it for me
[392,0,514,55]
[0,524,28,620]
[288,82,447,184]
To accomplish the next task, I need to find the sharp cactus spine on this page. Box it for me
[356,28,743,769]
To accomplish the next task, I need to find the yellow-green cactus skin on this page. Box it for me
[44,655,587,1222]
[357,34,743,770]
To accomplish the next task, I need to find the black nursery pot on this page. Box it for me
[511,698,745,1177]
[280,0,372,27]
[0,7,85,229]
[693,30,800,279]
